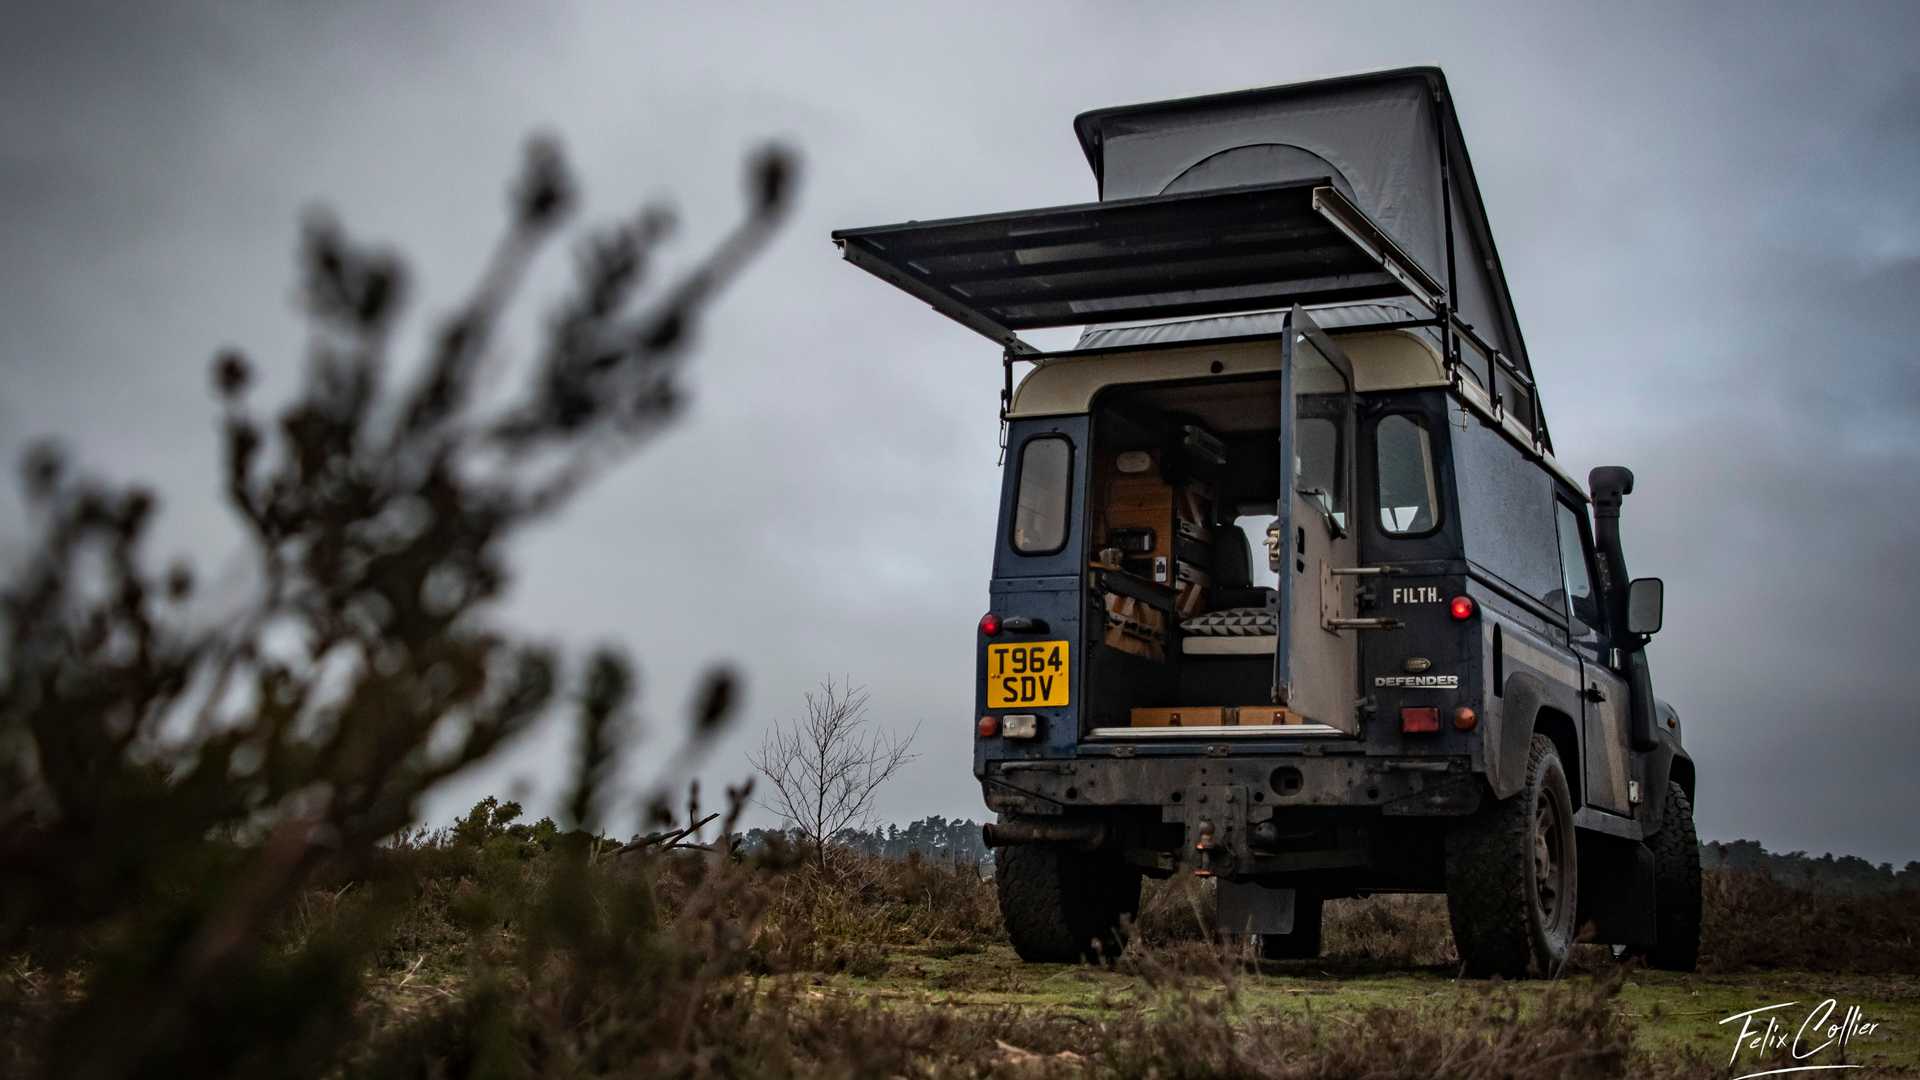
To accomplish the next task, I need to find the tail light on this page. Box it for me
[1453,706,1478,731]
[977,715,999,738]
[1400,707,1440,733]
[1449,595,1476,621]
[979,612,1002,637]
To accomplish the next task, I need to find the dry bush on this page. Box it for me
[1131,878,1459,968]
[1324,892,1457,967]
[1089,972,1712,1080]
[1128,868,1920,976]
[309,826,1723,1079]
[1131,873,1216,945]
[680,848,999,975]
[1700,869,1920,973]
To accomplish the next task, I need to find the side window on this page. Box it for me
[1453,406,1562,612]
[1376,415,1438,534]
[1554,501,1603,637]
[1011,437,1072,554]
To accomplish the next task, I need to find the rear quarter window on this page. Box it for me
[1376,414,1439,535]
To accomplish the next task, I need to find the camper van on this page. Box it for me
[833,68,1699,978]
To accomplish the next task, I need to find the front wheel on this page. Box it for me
[995,844,1140,963]
[1444,734,1578,978]
[1643,781,1702,971]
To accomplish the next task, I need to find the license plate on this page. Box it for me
[986,641,1070,708]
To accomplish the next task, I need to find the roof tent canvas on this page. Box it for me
[1074,67,1534,395]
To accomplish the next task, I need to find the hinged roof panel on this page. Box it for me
[831,179,1439,354]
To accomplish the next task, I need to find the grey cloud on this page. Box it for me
[5,2,1918,864]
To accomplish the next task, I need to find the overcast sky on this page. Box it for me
[5,2,1918,865]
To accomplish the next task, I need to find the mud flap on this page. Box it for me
[1217,881,1296,936]
[1576,833,1656,946]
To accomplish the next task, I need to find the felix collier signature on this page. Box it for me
[1720,999,1882,1079]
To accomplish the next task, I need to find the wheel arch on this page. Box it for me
[1669,751,1696,803]
[1531,707,1582,810]
[1488,670,1583,806]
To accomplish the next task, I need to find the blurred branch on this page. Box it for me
[0,133,798,1080]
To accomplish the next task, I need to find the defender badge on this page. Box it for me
[1375,674,1459,689]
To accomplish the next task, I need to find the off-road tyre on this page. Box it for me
[1445,734,1578,978]
[1644,781,1702,971]
[995,845,1141,963]
[1259,889,1323,961]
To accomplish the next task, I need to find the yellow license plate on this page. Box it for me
[986,641,1070,708]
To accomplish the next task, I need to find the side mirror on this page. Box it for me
[1627,577,1664,636]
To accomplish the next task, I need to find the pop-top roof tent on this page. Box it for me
[832,66,1550,451]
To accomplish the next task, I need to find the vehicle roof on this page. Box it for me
[1008,309,1586,498]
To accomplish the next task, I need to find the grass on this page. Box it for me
[349,830,1920,1075]
[817,945,1920,1072]
[248,840,1920,1077]
[11,807,1920,1077]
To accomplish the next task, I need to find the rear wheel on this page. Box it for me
[1644,781,1702,971]
[1259,889,1323,960]
[1444,734,1578,977]
[995,844,1141,963]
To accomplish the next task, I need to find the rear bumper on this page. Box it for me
[981,752,1483,819]
[985,752,1482,882]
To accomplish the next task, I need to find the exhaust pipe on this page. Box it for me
[982,820,1107,850]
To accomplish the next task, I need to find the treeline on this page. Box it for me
[738,815,990,869]
[1702,839,1920,895]
[732,825,1916,892]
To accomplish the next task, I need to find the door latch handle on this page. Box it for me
[1582,684,1607,703]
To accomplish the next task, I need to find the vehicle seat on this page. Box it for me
[1180,526,1277,655]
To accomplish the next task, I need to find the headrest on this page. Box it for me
[1213,526,1252,589]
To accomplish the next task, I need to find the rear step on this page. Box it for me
[1088,723,1349,738]
[1088,704,1354,739]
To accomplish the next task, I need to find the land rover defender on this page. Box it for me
[832,68,1699,977]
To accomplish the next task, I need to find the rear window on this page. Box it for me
[1376,415,1438,534]
[1296,416,1344,528]
[1012,437,1072,554]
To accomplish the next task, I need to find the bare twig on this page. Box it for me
[747,677,918,868]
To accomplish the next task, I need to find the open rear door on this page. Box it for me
[1272,307,1361,732]
[832,179,1441,354]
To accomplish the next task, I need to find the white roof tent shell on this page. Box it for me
[831,66,1555,457]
